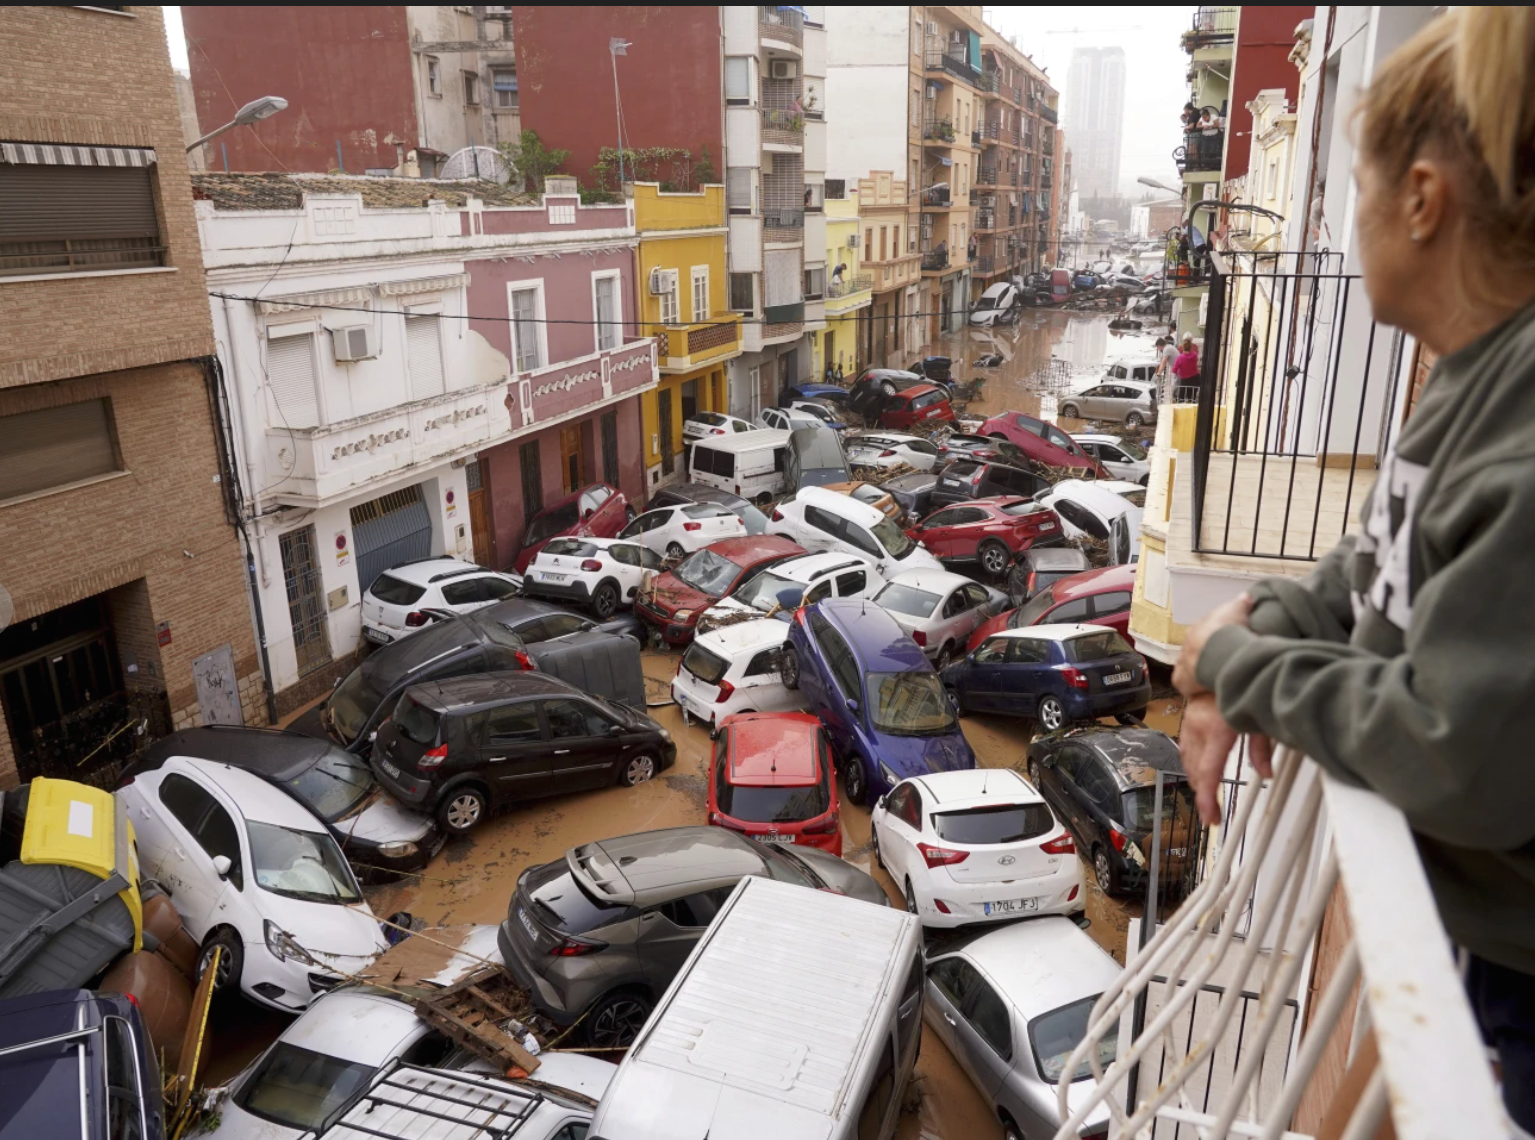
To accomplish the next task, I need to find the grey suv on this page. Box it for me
[498,826,886,1047]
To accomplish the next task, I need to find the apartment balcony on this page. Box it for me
[1177,128,1225,175]
[760,107,805,151]
[924,41,982,88]
[1043,136,1055,157]
[976,164,998,187]
[763,207,804,244]
[758,4,803,52]
[1039,103,1058,125]
[980,121,1001,145]
[921,115,958,145]
[980,69,1001,95]
[654,313,742,374]
[974,255,995,274]
[826,272,873,313]
[920,249,949,272]
[975,210,995,232]
[919,184,953,208]
[1182,4,1237,48]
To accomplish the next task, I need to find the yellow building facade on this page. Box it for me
[811,196,873,381]
[632,183,742,489]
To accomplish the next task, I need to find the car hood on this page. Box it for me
[786,848,889,908]
[255,889,388,971]
[872,727,977,780]
[333,791,435,847]
[285,703,334,744]
[645,575,711,614]
[893,546,944,574]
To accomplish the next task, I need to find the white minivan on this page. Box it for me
[587,875,923,1140]
[689,429,791,501]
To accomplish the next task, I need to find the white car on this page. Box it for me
[520,536,663,618]
[756,405,834,433]
[361,558,521,645]
[118,756,388,1012]
[871,768,1082,928]
[682,410,757,445]
[672,620,802,729]
[771,485,943,578]
[969,281,1020,326]
[787,399,847,430]
[845,431,943,471]
[696,551,885,635]
[870,569,1009,665]
[1039,479,1146,544]
[619,502,746,560]
[1074,434,1151,484]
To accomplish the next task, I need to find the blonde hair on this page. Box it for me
[1357,8,1535,271]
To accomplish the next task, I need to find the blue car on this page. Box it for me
[782,598,976,804]
[940,623,1151,732]
[785,381,850,406]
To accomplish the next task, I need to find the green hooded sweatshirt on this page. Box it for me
[1195,301,1535,975]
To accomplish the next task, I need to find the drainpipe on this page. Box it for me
[221,294,271,589]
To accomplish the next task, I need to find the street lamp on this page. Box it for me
[1138,175,1182,195]
[187,95,289,153]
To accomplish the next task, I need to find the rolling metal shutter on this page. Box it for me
[406,315,445,401]
[266,334,320,429]
[350,484,433,595]
[0,163,158,242]
[0,399,118,500]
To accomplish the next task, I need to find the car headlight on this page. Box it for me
[264,919,316,965]
[673,609,694,622]
[658,727,673,743]
[878,762,901,790]
[375,840,419,859]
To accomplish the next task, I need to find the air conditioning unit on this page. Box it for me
[331,325,378,362]
[926,85,938,100]
[769,60,797,80]
[648,267,676,296]
[846,233,859,248]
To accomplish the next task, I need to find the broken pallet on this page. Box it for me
[411,965,542,1076]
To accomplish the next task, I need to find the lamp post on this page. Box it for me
[187,95,289,153]
[1138,175,1183,195]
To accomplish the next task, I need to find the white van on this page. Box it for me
[689,429,791,501]
[587,876,923,1140]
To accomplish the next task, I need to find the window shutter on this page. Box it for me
[0,398,119,500]
[406,315,445,400]
[267,334,319,429]
[0,164,158,242]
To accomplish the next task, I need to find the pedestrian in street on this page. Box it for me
[834,362,845,383]
[1169,8,1535,1131]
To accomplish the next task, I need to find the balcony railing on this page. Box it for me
[1040,103,1058,125]
[761,107,805,144]
[1043,136,1055,156]
[980,70,1001,94]
[924,42,981,87]
[921,249,949,271]
[921,116,957,144]
[977,164,997,186]
[981,121,1001,142]
[975,210,995,231]
[1185,5,1237,46]
[762,208,805,230]
[970,128,981,146]
[758,4,803,45]
[762,300,804,324]
[1178,128,1225,174]
[827,272,873,298]
[920,184,952,207]
[975,255,995,273]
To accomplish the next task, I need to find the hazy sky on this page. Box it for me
[163,4,1188,195]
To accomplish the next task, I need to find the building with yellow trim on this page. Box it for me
[811,193,872,381]
[631,182,742,491]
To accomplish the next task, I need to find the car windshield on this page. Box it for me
[542,538,597,558]
[681,642,730,685]
[674,549,745,596]
[283,750,374,822]
[1066,631,1136,662]
[1001,499,1045,516]
[1121,781,1199,831]
[974,293,999,310]
[867,671,957,735]
[872,517,917,559]
[328,666,382,746]
[1116,440,1147,460]
[1117,488,1146,507]
[234,1043,376,1131]
[693,412,728,427]
[1010,586,1058,628]
[886,473,934,491]
[874,582,940,618]
[735,569,802,612]
[755,843,821,888]
[524,503,579,546]
[932,803,1055,844]
[248,821,362,903]
[368,574,425,606]
[1031,995,1119,1082]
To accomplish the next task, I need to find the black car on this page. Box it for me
[880,471,941,523]
[123,725,444,876]
[847,368,956,417]
[935,432,1033,470]
[644,483,769,535]
[907,356,953,382]
[1009,546,1093,602]
[0,989,163,1139]
[1026,727,1198,896]
[419,596,645,645]
[929,459,1052,509]
[372,672,676,833]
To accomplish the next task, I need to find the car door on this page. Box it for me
[1051,498,1109,542]
[959,635,1012,713]
[638,885,735,984]
[833,566,873,601]
[952,966,1017,1101]
[474,701,553,802]
[1087,588,1134,634]
[1036,744,1085,838]
[916,507,967,560]
[997,636,1052,717]
[620,508,673,555]
[877,783,924,889]
[541,697,620,791]
[955,582,995,641]
[814,622,861,754]
[924,954,980,1057]
[799,504,843,554]
[129,770,232,938]
[935,584,976,652]
[606,542,649,600]
[837,517,889,572]
[1075,385,1111,418]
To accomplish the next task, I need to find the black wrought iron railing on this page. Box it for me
[925,47,981,87]
[922,116,957,144]
[1178,129,1224,174]
[1040,104,1058,125]
[921,249,949,271]
[1186,5,1237,45]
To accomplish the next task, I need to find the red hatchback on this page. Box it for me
[909,497,1064,576]
[514,483,630,573]
[966,563,1138,650]
[878,384,955,430]
[977,411,1106,476]
[635,534,804,645]
[708,712,841,855]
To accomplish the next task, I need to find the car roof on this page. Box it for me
[912,767,1035,806]
[409,669,576,711]
[891,383,942,400]
[955,917,1122,1021]
[1025,547,1091,570]
[378,557,484,587]
[1046,480,1141,514]
[883,568,972,594]
[773,551,872,582]
[697,534,802,562]
[138,725,338,781]
[980,282,1013,297]
[794,486,885,527]
[652,483,751,509]
[857,368,921,380]
[692,428,792,452]
[992,622,1111,642]
[851,431,923,444]
[1066,727,1183,787]
[817,598,928,670]
[167,757,329,831]
[1052,563,1137,599]
[571,826,766,906]
[725,714,822,784]
[884,472,938,488]
[694,619,790,655]
[280,989,426,1066]
[1074,433,1127,446]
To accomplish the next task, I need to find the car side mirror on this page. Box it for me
[212,854,232,879]
[609,723,625,737]
[584,509,595,520]
[966,652,976,664]
[845,698,859,714]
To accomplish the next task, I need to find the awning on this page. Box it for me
[257,285,373,315]
[379,273,470,297]
[937,156,953,167]
[0,142,157,167]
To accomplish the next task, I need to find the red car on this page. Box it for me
[966,563,1137,650]
[708,711,841,855]
[514,483,630,573]
[977,411,1106,476]
[908,497,1063,576]
[878,383,955,430]
[635,534,804,645]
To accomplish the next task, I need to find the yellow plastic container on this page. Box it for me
[20,777,143,951]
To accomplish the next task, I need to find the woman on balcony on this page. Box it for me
[1173,8,1535,1130]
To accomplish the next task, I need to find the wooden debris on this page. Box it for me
[411,965,542,1075]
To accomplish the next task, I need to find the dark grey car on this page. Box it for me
[1008,547,1093,603]
[498,826,886,1047]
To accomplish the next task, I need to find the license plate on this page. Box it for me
[752,833,795,844]
[1104,671,1132,685]
[363,627,390,644]
[1039,521,1056,530]
[540,572,568,583]
[378,758,401,778]
[1167,847,1187,857]
[517,906,539,942]
[984,897,1039,916]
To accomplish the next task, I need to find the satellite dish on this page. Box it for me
[438,146,514,184]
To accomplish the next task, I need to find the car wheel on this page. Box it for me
[624,505,637,523]
[437,786,489,834]
[843,755,869,806]
[882,380,898,396]
[781,647,801,690]
[585,989,654,1049]
[1140,474,1151,486]
[1095,845,1121,895]
[665,541,686,561]
[979,540,1011,577]
[591,581,619,620]
[871,824,884,871]
[1116,706,1148,726]
[1060,402,1081,419]
[935,641,958,670]
[619,752,657,787]
[1001,1116,1024,1140]
[197,927,244,995]
[945,685,963,715]
[1037,695,1067,732]
[903,877,919,916]
[1127,411,1145,427]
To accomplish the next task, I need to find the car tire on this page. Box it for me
[591,581,620,620]
[665,541,686,561]
[1037,695,1067,732]
[1116,706,1148,726]
[437,785,489,835]
[979,540,1011,577]
[1060,402,1081,419]
[1094,845,1121,895]
[945,684,963,715]
[1000,1115,1024,1140]
[624,505,637,523]
[1140,474,1151,486]
[881,380,898,396]
[843,755,869,806]
[1127,411,1145,427]
[871,824,884,871]
[619,752,657,787]
[903,877,919,916]
[935,641,958,670]
[584,989,654,1049]
[781,647,801,690]
[197,927,243,995]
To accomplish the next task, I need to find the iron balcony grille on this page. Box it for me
[1186,5,1237,46]
[758,4,803,44]
[1178,129,1224,174]
[922,116,956,144]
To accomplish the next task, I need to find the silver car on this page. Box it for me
[1059,379,1159,427]
[873,569,1009,666]
[923,916,1122,1140]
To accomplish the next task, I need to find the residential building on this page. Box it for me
[1064,46,1126,199]
[0,7,262,787]
[814,189,873,379]
[198,172,655,711]
[1048,126,1066,266]
[632,182,741,489]
[1237,88,1296,248]
[854,172,923,366]
[181,6,520,177]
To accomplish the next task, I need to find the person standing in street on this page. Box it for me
[1170,8,1535,1131]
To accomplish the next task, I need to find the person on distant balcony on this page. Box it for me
[831,261,846,288]
[1171,8,1535,1131]
[1181,101,1199,129]
[1170,335,1199,398]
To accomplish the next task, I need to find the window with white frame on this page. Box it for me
[593,273,620,352]
[658,270,680,326]
[803,265,825,300]
[266,330,320,428]
[406,313,445,400]
[724,57,751,104]
[509,284,545,372]
[426,57,442,96]
[726,168,753,214]
[690,267,709,323]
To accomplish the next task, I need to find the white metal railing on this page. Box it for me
[1051,748,1510,1140]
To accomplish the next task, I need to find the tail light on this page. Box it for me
[1109,826,1128,852]
[1068,884,1080,903]
[683,522,702,532]
[580,559,602,572]
[918,842,969,868]
[709,811,742,830]
[911,629,927,647]
[970,469,984,484]
[771,508,785,522]
[1059,665,1089,690]
[932,899,952,914]
[124,991,140,1009]
[879,449,896,458]
[548,934,607,957]
[715,679,735,704]
[1026,571,1038,595]
[674,656,685,676]
[710,427,725,435]
[405,611,427,627]
[418,743,449,770]
[513,649,535,671]
[1042,833,1076,855]
[803,811,839,834]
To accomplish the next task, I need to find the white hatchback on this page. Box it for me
[771,485,943,578]
[520,536,663,619]
[756,405,834,433]
[871,768,1082,928]
[1038,479,1146,544]
[845,431,943,471]
[619,502,746,560]
[682,410,757,445]
[361,558,521,645]
[695,551,884,635]
[118,756,388,1012]
[1074,434,1150,484]
[671,620,803,730]
[871,569,1010,666]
